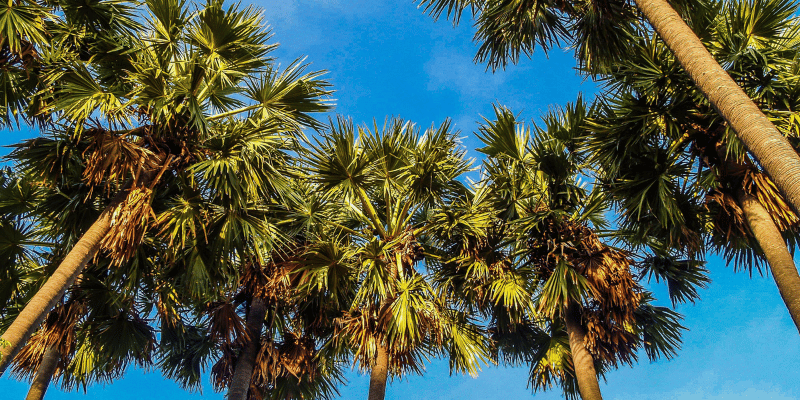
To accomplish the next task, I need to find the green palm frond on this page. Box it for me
[191,120,295,207]
[50,63,129,127]
[404,119,472,205]
[416,0,476,23]
[474,0,568,70]
[188,0,273,76]
[476,105,531,162]
[633,293,686,362]
[386,274,435,345]
[441,309,492,376]
[0,0,53,52]
[158,323,218,390]
[236,61,333,129]
[638,256,709,306]
[305,117,371,197]
[569,0,638,73]
[145,0,190,60]
[59,0,141,35]
[537,260,594,318]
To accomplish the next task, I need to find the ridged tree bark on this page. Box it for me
[634,0,800,214]
[227,297,267,400]
[25,345,61,400]
[564,301,603,400]
[0,198,120,375]
[367,343,390,400]
[737,189,800,333]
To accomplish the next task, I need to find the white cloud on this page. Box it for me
[261,0,298,25]
[424,50,508,100]
[259,0,384,27]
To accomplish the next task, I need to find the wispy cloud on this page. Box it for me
[424,50,508,100]
[260,0,384,28]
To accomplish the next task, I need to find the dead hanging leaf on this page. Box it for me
[526,216,644,367]
[0,39,39,71]
[582,308,638,367]
[101,186,156,266]
[99,153,173,266]
[206,301,248,346]
[252,340,282,384]
[277,333,317,380]
[577,230,641,325]
[82,128,158,193]
[528,218,641,325]
[240,260,293,305]
[706,188,750,242]
[211,343,237,392]
[743,171,800,232]
[11,299,87,379]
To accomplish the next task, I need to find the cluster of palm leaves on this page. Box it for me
[3,0,800,399]
[415,0,800,399]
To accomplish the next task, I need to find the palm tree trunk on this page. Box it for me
[367,343,390,400]
[25,345,60,400]
[737,189,800,333]
[633,0,800,215]
[227,297,267,400]
[563,301,603,400]
[0,198,121,375]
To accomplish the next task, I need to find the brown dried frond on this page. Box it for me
[334,308,383,370]
[275,332,317,380]
[100,185,156,266]
[527,217,643,367]
[0,40,39,71]
[336,297,442,377]
[251,340,281,389]
[248,332,320,399]
[11,300,87,379]
[211,343,237,391]
[743,171,800,232]
[246,341,282,400]
[528,218,641,324]
[576,231,641,325]
[706,189,750,241]
[240,260,294,306]
[206,301,248,346]
[82,128,159,191]
[582,308,638,367]
[211,330,320,398]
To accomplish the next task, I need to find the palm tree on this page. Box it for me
[585,0,800,332]
[0,0,141,127]
[0,0,332,373]
[8,268,157,400]
[417,0,800,218]
[449,103,692,400]
[300,117,492,400]
[141,91,342,400]
[0,169,45,314]
[154,179,352,400]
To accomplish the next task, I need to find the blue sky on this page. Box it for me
[4,0,800,399]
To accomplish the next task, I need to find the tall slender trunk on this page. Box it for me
[367,343,389,400]
[737,189,800,333]
[227,297,267,400]
[0,198,120,375]
[633,0,800,214]
[25,345,61,400]
[563,301,603,400]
